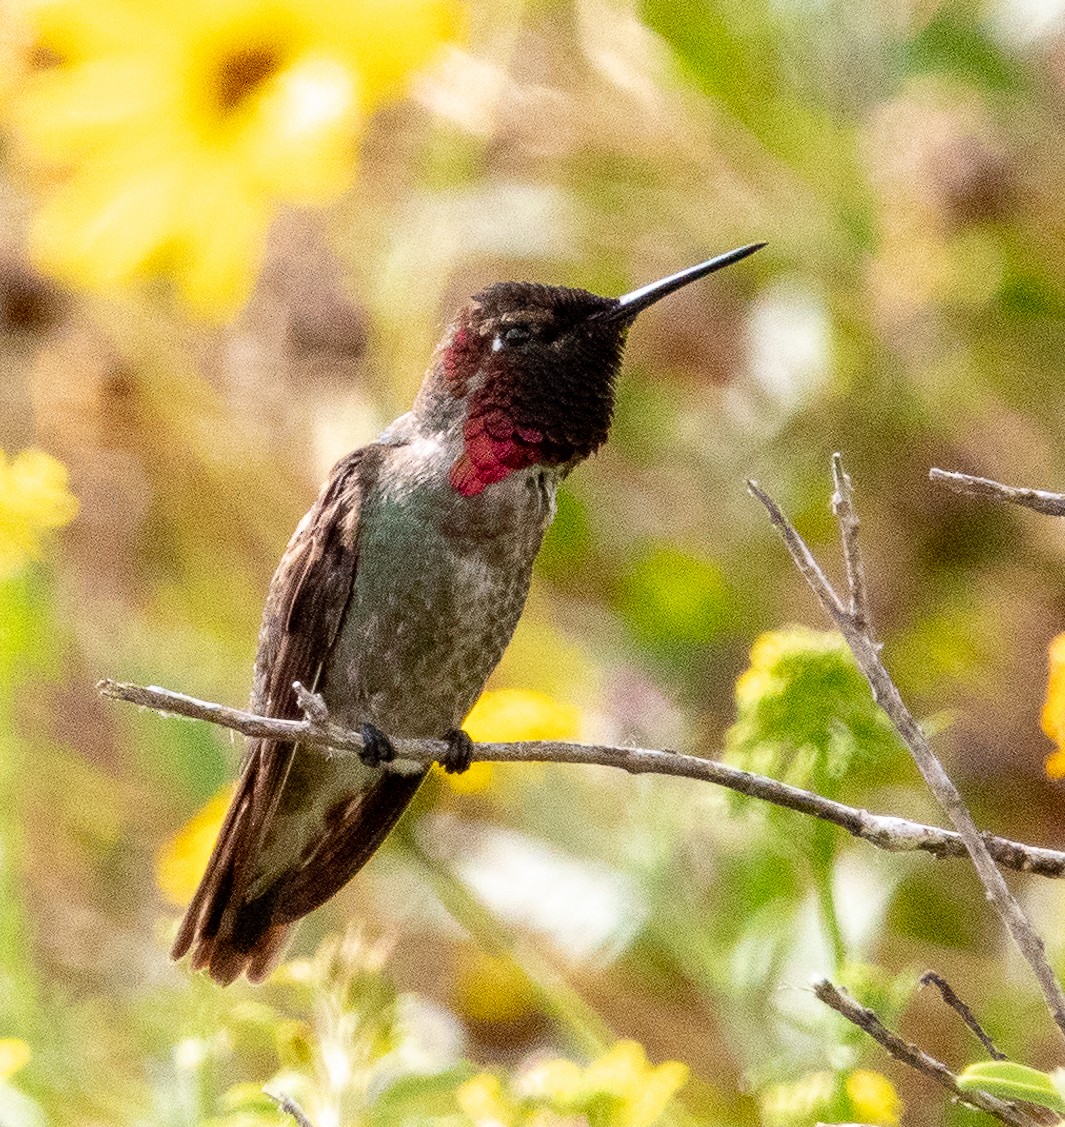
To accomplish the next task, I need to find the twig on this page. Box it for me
[264,1090,316,1127]
[930,469,1065,517]
[920,971,1006,1060]
[832,453,871,631]
[95,678,1065,878]
[813,980,1039,1127]
[750,459,1065,1047]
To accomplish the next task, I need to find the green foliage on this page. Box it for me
[725,626,906,801]
[956,1061,1065,1115]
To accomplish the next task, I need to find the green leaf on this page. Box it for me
[956,1061,1065,1114]
[725,626,906,801]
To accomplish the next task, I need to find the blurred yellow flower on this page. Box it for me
[761,1070,836,1126]
[7,0,462,312]
[459,1040,686,1127]
[582,1040,688,1127]
[449,688,583,794]
[455,951,538,1024]
[0,447,79,579]
[0,1038,31,1082]
[845,1068,902,1126]
[761,1068,901,1126]
[1042,633,1065,779]
[155,786,233,906]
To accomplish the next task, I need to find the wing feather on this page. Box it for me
[171,448,389,983]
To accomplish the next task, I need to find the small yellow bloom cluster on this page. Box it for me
[727,625,902,799]
[457,1040,688,1127]
[760,1067,902,1126]
[0,447,79,579]
[1042,633,1065,779]
[6,0,463,313]
[449,688,583,794]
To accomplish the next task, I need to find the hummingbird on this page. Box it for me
[172,243,764,984]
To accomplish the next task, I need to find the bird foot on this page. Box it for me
[359,723,396,769]
[439,728,474,774]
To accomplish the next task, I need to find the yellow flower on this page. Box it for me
[0,447,79,579]
[155,786,233,906]
[457,1073,515,1126]
[1043,634,1065,778]
[448,689,583,794]
[761,1068,901,1127]
[8,0,463,313]
[761,1070,835,1125]
[845,1069,902,1126]
[582,1041,688,1127]
[458,1042,686,1127]
[456,951,538,1024]
[0,1038,31,1082]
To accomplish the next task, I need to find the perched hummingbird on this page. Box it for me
[172,243,764,984]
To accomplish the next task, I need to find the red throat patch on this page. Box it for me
[449,409,545,496]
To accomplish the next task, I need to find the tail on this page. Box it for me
[170,746,425,985]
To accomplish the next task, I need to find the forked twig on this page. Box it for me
[814,981,1039,1127]
[750,458,1065,1046]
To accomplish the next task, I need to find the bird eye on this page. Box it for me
[499,324,532,347]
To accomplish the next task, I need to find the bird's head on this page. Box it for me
[417,244,764,496]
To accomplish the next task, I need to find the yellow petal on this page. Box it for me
[1042,633,1065,749]
[156,787,233,907]
[0,1038,31,1081]
[584,1040,649,1097]
[31,157,187,288]
[444,760,494,794]
[11,57,174,163]
[175,158,272,314]
[1047,748,1065,780]
[0,448,78,578]
[456,1073,513,1125]
[624,1061,689,1127]
[463,689,581,743]
[845,1069,902,1126]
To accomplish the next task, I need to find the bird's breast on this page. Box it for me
[323,451,557,738]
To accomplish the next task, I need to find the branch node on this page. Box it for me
[293,681,329,726]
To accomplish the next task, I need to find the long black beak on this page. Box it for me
[610,242,766,322]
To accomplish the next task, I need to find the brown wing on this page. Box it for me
[170,446,419,985]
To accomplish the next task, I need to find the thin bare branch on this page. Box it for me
[920,971,1006,1061]
[751,463,1065,1046]
[96,677,1065,878]
[264,1090,316,1127]
[930,469,1065,517]
[832,453,871,631]
[747,480,846,619]
[813,980,1039,1127]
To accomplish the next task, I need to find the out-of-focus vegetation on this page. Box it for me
[4,0,1065,1122]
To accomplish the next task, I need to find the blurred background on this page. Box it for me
[4,0,1065,1123]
